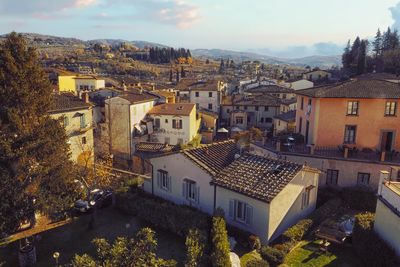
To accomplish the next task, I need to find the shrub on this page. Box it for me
[116,191,210,237]
[210,217,231,267]
[260,246,285,267]
[248,235,261,250]
[185,228,206,267]
[246,259,269,267]
[225,224,254,248]
[282,219,312,244]
[353,212,399,267]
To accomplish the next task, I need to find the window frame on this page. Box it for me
[158,170,170,191]
[344,125,357,144]
[347,101,359,116]
[208,92,213,98]
[385,101,397,116]
[195,92,199,97]
[236,116,244,124]
[357,172,370,186]
[326,169,339,185]
[172,119,183,129]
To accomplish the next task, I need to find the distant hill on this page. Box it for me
[87,39,169,49]
[192,48,341,68]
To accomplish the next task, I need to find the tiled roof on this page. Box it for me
[296,78,400,99]
[274,110,296,122]
[176,78,222,92]
[213,154,303,203]
[227,94,281,107]
[119,89,159,104]
[246,85,294,94]
[148,103,195,116]
[49,94,92,113]
[182,140,239,176]
[136,142,177,153]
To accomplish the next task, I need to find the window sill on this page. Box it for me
[346,114,359,117]
[384,115,397,117]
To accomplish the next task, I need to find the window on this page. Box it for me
[344,125,357,144]
[195,92,199,97]
[177,91,180,96]
[165,119,168,123]
[80,114,86,128]
[347,101,359,115]
[357,173,370,186]
[301,97,304,110]
[63,116,69,127]
[182,179,199,202]
[326,169,339,185]
[265,118,272,123]
[301,186,313,209]
[229,199,253,225]
[172,119,182,129]
[82,136,87,145]
[385,101,397,116]
[308,98,312,106]
[265,106,269,111]
[157,170,170,191]
[236,116,244,124]
[154,118,160,129]
[208,103,213,110]
[260,118,264,123]
[209,92,213,97]
[299,117,303,133]
[255,106,259,111]
[283,94,287,99]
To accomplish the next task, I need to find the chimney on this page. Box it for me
[82,92,89,103]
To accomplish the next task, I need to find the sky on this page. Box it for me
[1,0,400,57]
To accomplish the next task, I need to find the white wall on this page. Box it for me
[189,90,221,113]
[145,153,216,214]
[75,78,105,91]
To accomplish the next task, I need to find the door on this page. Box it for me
[381,131,394,151]
[305,121,310,145]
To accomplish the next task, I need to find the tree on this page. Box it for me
[372,28,382,57]
[0,32,78,234]
[176,69,180,83]
[357,40,368,75]
[185,229,206,267]
[169,69,173,82]
[71,228,176,267]
[210,217,231,267]
[181,66,186,78]
[342,40,352,69]
[219,59,225,74]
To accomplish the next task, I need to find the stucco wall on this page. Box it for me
[374,199,400,257]
[58,76,76,93]
[189,90,221,113]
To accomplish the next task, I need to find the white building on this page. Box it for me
[303,70,332,82]
[148,103,200,145]
[144,140,319,243]
[375,170,400,257]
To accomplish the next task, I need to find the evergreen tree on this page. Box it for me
[210,217,231,267]
[176,69,180,83]
[382,27,392,51]
[0,32,78,235]
[181,66,186,78]
[372,28,382,57]
[185,229,205,267]
[342,40,352,69]
[169,69,173,82]
[219,59,225,74]
[357,40,368,74]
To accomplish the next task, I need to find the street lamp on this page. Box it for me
[53,251,60,266]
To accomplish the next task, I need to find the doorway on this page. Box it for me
[381,131,394,151]
[305,121,310,145]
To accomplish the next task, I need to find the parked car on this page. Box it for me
[73,199,91,213]
[91,189,113,209]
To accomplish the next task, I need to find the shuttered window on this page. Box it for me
[182,179,200,203]
[156,170,171,192]
[228,199,253,226]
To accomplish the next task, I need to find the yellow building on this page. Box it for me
[49,94,94,163]
[58,75,105,95]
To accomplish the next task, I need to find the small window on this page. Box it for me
[80,114,86,128]
[229,199,253,225]
[208,103,213,110]
[283,94,287,99]
[236,116,244,124]
[299,117,303,133]
[82,136,87,145]
[344,125,357,144]
[165,119,168,123]
[385,101,397,116]
[227,108,230,113]
[326,169,339,185]
[347,101,359,115]
[195,92,199,97]
[301,97,304,110]
[183,180,198,202]
[172,119,182,129]
[260,118,264,123]
[157,170,170,191]
[244,106,248,110]
[357,172,370,186]
[209,92,213,97]
[301,186,313,209]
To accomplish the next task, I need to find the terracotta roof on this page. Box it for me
[136,142,177,153]
[198,109,219,118]
[148,103,195,116]
[246,85,294,94]
[274,110,296,122]
[226,94,281,107]
[119,89,159,104]
[296,78,400,99]
[182,140,239,176]
[49,94,92,113]
[176,78,223,92]
[213,154,303,203]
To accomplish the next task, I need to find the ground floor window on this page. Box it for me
[301,186,314,209]
[357,172,370,186]
[182,179,199,203]
[157,170,171,191]
[229,199,253,225]
[326,169,339,185]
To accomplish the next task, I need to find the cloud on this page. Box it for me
[390,2,400,30]
[155,1,200,29]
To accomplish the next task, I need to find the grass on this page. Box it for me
[0,208,186,266]
[240,250,262,267]
[283,240,363,267]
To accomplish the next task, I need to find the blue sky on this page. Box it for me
[1,0,400,57]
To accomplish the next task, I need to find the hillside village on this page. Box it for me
[1,29,400,267]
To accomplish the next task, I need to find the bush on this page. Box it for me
[260,246,285,267]
[353,212,399,267]
[248,235,261,250]
[246,259,269,267]
[116,191,211,237]
[185,228,206,267]
[282,219,312,244]
[226,224,254,248]
[210,217,231,267]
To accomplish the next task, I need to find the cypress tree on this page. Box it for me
[372,29,382,57]
[210,217,231,267]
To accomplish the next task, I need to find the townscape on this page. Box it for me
[1,2,400,267]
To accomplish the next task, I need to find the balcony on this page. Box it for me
[257,139,400,164]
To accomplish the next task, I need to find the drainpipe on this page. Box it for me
[213,184,217,211]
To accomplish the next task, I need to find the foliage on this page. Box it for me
[240,250,263,267]
[282,219,313,244]
[260,246,285,267]
[116,191,211,237]
[248,235,261,250]
[0,32,78,234]
[340,186,377,212]
[353,212,399,267]
[246,259,269,267]
[210,217,231,267]
[185,228,206,267]
[71,227,176,267]
[250,127,263,141]
[149,47,192,64]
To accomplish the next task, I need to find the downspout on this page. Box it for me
[213,184,217,211]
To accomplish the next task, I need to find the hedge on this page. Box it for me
[210,217,231,267]
[353,212,399,267]
[246,259,269,267]
[260,246,285,267]
[116,191,211,237]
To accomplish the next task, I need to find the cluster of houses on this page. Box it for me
[50,70,400,252]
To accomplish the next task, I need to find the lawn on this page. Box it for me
[0,208,186,266]
[283,240,363,267]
